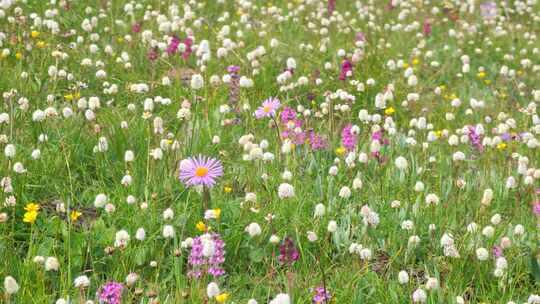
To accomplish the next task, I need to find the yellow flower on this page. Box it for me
[23,211,38,224]
[15,52,23,60]
[477,71,486,79]
[213,208,221,219]
[30,31,40,38]
[384,107,395,115]
[36,41,46,48]
[215,293,229,303]
[497,143,507,150]
[435,130,442,138]
[117,37,124,43]
[412,58,420,65]
[335,146,346,156]
[24,203,40,213]
[223,186,232,194]
[196,221,206,232]
[484,80,491,85]
[64,94,74,101]
[70,210,82,222]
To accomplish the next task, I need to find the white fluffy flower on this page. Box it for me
[278,183,295,199]
[245,222,262,237]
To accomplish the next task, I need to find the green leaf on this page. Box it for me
[530,252,540,283]
[248,248,264,263]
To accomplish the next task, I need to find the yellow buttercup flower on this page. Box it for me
[31,31,40,38]
[335,146,346,156]
[384,107,395,115]
[36,41,46,48]
[223,186,232,193]
[213,208,221,219]
[15,52,23,60]
[24,203,40,213]
[497,143,507,150]
[412,58,420,65]
[477,71,486,79]
[196,221,206,232]
[70,210,82,222]
[23,211,38,224]
[64,94,74,101]
[215,293,229,303]
[402,63,409,69]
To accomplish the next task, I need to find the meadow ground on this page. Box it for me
[0,0,539,303]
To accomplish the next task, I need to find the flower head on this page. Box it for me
[179,155,223,188]
[255,97,280,119]
[98,281,124,304]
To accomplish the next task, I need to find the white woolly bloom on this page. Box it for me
[482,225,495,238]
[4,144,15,158]
[327,220,337,233]
[476,248,489,261]
[314,204,326,217]
[125,272,139,287]
[114,230,130,247]
[206,282,220,298]
[412,288,427,303]
[162,225,175,238]
[398,271,409,284]
[135,228,146,241]
[4,276,19,294]
[352,177,363,190]
[395,156,408,170]
[425,277,439,290]
[514,224,525,235]
[425,193,439,205]
[270,293,291,304]
[163,208,174,220]
[245,222,262,237]
[94,193,108,208]
[307,231,318,242]
[74,275,90,288]
[278,183,295,199]
[45,257,60,271]
[481,188,493,206]
[190,74,204,90]
[339,186,351,198]
[528,295,540,304]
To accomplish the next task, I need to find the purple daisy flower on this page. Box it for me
[255,97,280,119]
[179,155,223,188]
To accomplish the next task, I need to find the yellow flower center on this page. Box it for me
[263,106,271,113]
[195,166,209,177]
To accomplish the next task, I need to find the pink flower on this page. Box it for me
[255,97,280,119]
[179,155,223,188]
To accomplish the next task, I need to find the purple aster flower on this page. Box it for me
[278,237,299,265]
[255,97,280,119]
[501,133,512,141]
[179,155,223,188]
[98,282,124,304]
[480,2,498,20]
[312,286,331,304]
[341,124,358,151]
